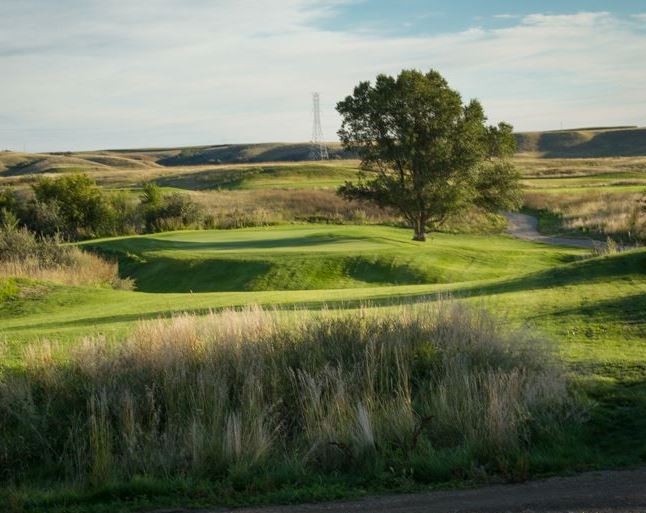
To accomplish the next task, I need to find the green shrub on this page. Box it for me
[140,183,205,232]
[30,174,115,239]
[107,190,142,235]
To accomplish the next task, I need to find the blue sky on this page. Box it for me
[1,1,645,152]
[319,0,646,34]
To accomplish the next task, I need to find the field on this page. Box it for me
[1,132,645,511]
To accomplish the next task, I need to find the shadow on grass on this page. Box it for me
[89,233,369,253]
[6,249,645,336]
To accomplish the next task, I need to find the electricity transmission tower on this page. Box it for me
[310,92,329,160]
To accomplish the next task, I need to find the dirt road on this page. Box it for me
[166,467,646,513]
[504,212,601,249]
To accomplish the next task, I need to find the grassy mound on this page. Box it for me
[85,225,578,293]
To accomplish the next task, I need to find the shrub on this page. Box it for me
[20,199,64,237]
[108,190,143,235]
[0,302,578,486]
[0,188,17,216]
[140,183,205,232]
[30,174,115,239]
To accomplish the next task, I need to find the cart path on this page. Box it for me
[155,466,646,513]
[504,212,602,249]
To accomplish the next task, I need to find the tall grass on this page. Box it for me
[0,224,132,288]
[0,303,577,488]
[525,190,646,243]
[195,189,506,233]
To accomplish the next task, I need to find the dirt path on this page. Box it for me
[504,212,601,249]
[165,467,646,513]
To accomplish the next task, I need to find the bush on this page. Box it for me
[0,303,578,487]
[30,174,115,239]
[107,190,143,235]
[140,183,205,232]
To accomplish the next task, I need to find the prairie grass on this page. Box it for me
[0,303,577,488]
[0,225,132,289]
[0,251,130,288]
[524,190,646,242]
[195,189,505,233]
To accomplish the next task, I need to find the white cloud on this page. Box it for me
[0,3,645,151]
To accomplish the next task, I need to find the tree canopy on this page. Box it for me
[337,69,521,241]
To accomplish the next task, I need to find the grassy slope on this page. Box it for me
[152,163,361,191]
[2,225,644,364]
[515,126,646,158]
[82,225,574,293]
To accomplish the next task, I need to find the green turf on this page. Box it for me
[81,225,577,293]
[2,225,643,363]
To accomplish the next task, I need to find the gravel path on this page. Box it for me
[504,212,602,249]
[154,467,646,513]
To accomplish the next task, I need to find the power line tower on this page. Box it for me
[310,92,329,160]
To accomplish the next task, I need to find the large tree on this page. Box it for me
[337,69,521,241]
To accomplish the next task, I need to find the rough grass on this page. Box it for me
[0,226,132,289]
[0,250,127,289]
[0,302,576,510]
[525,190,646,243]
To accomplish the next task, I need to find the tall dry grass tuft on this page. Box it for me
[0,224,132,288]
[0,302,578,486]
[0,250,130,288]
[525,190,646,243]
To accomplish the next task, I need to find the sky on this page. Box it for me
[1,0,645,152]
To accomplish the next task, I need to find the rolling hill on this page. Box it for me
[2,126,645,176]
[514,126,646,157]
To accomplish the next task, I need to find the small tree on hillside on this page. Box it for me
[336,69,521,241]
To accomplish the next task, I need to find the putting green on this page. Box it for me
[83,225,581,293]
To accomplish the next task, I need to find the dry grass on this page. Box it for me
[0,303,576,486]
[192,189,505,233]
[196,188,393,227]
[515,155,646,178]
[525,190,646,242]
[0,226,133,288]
[0,249,130,288]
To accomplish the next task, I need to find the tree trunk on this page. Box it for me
[412,215,427,241]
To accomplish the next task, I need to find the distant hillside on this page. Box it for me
[155,142,354,166]
[514,126,646,158]
[3,126,646,175]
